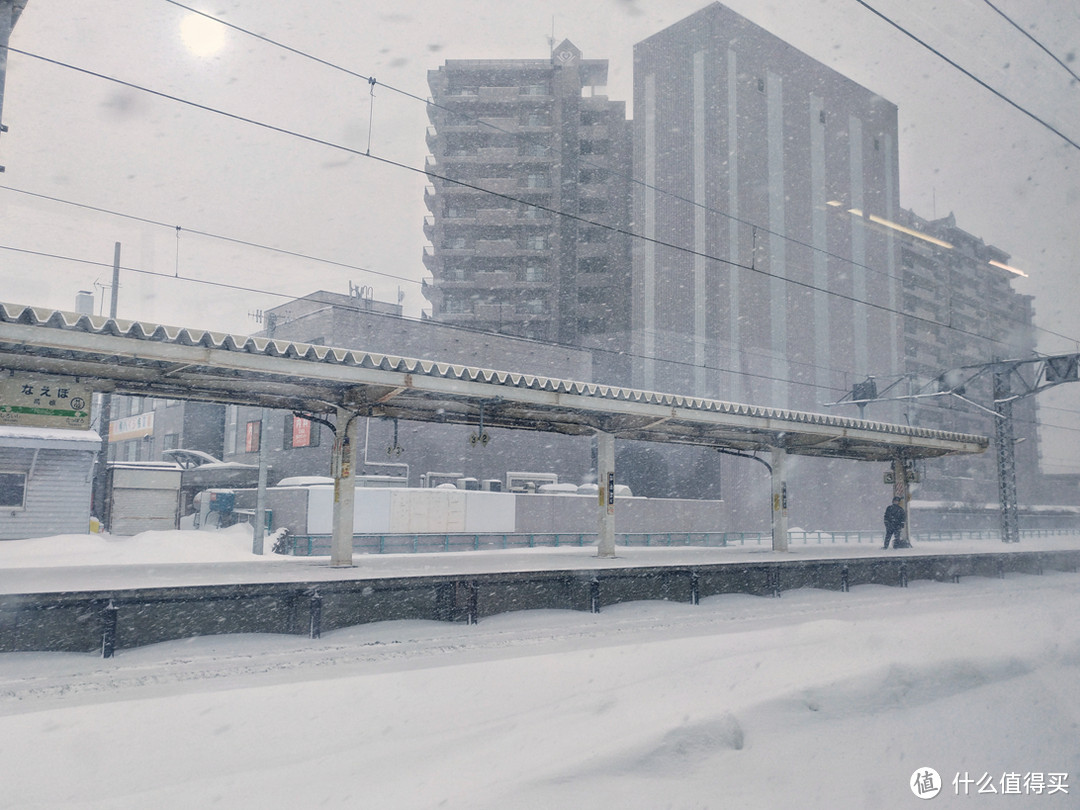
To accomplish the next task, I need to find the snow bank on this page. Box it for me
[0,524,271,567]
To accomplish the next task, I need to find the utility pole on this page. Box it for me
[0,1,28,172]
[831,354,1080,543]
[253,407,268,554]
[91,243,121,525]
[993,368,1020,543]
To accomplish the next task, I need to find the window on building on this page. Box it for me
[449,236,468,249]
[245,420,261,453]
[0,472,26,509]
[525,235,546,250]
[162,432,179,451]
[525,264,547,282]
[225,405,238,455]
[525,112,549,126]
[442,296,472,314]
[526,173,549,189]
[579,257,608,273]
[579,198,608,214]
[578,317,606,335]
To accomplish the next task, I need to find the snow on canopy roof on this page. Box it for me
[0,425,102,448]
[0,303,989,460]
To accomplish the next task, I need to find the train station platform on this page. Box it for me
[2,532,1078,657]
[1,531,1078,596]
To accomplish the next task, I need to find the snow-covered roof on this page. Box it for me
[0,424,102,450]
[0,303,990,462]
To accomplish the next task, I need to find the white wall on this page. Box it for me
[302,487,516,535]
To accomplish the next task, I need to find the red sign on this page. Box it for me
[292,416,312,448]
[245,420,261,453]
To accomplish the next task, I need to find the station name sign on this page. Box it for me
[0,373,92,430]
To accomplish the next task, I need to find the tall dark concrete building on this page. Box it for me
[423,41,632,373]
[633,3,902,412]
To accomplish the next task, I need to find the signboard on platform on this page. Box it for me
[0,373,92,429]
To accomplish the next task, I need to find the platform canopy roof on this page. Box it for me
[0,304,989,462]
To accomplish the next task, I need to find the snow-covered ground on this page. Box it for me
[2,529,1079,808]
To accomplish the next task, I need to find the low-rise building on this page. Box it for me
[0,426,100,539]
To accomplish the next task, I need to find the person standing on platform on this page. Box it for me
[882,496,906,549]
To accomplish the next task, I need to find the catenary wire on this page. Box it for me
[980,0,1080,86]
[0,185,419,288]
[7,241,1076,427]
[151,4,1080,353]
[5,48,1077,365]
[0,184,892,388]
[158,0,905,290]
[0,241,856,396]
[162,0,1080,294]
[852,0,1080,152]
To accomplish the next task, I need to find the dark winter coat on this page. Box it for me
[884,503,906,529]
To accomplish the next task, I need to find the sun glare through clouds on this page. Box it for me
[180,13,226,58]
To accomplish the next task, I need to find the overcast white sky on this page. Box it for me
[1,0,1078,471]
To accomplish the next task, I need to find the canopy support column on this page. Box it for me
[330,408,359,567]
[891,457,913,548]
[596,430,616,558]
[770,447,789,552]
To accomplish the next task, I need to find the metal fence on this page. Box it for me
[280,527,1078,557]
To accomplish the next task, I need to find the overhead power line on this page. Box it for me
[3,183,1019,394]
[980,0,1080,86]
[150,2,1079,352]
[160,0,901,288]
[0,240,862,397]
[852,0,1080,152]
[7,45,1076,356]
[0,184,420,288]
[162,0,1080,292]
[0,243,307,300]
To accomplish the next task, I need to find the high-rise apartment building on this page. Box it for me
[423,41,632,360]
[633,3,901,410]
[412,4,1047,529]
[894,209,1040,505]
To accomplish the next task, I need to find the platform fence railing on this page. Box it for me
[279,527,1078,557]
